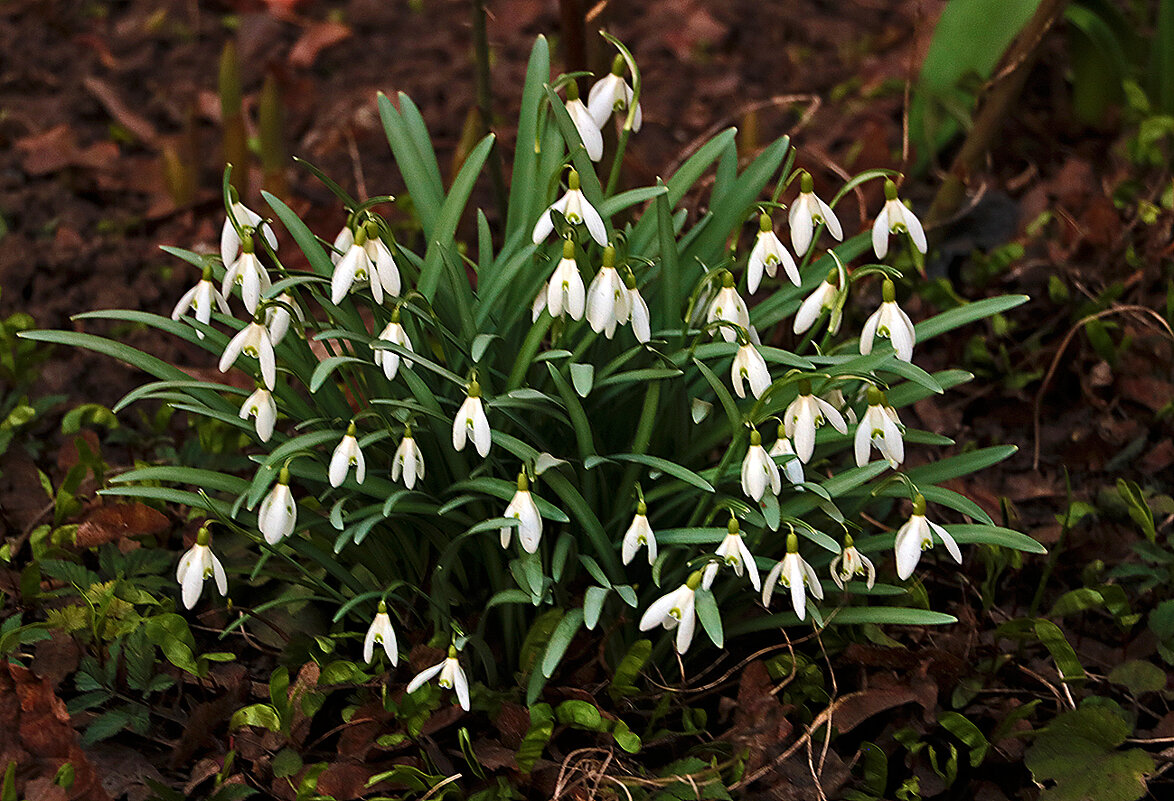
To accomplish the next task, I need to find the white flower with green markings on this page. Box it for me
[329,422,366,487]
[747,213,799,293]
[588,55,642,131]
[172,266,230,338]
[363,601,399,665]
[855,387,904,468]
[406,646,470,711]
[762,533,824,620]
[391,428,425,490]
[258,467,297,545]
[639,571,702,654]
[830,535,875,590]
[239,385,276,442]
[502,472,543,553]
[452,382,491,458]
[894,495,962,580]
[784,381,848,463]
[622,502,657,565]
[176,527,228,610]
[532,169,608,246]
[872,179,927,259]
[789,173,843,256]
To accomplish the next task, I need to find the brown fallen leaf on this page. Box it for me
[82,77,159,146]
[31,633,80,688]
[289,20,352,69]
[315,763,371,800]
[15,126,119,176]
[75,503,170,548]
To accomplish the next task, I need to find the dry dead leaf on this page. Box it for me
[289,21,352,69]
[75,503,170,548]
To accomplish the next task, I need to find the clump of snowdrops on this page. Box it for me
[29,36,1041,711]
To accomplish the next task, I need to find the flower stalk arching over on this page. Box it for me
[701,517,761,591]
[872,179,927,259]
[860,278,917,362]
[622,501,657,565]
[531,169,608,246]
[363,601,399,665]
[176,526,228,610]
[830,534,876,590]
[854,387,905,468]
[502,472,543,553]
[639,570,703,654]
[588,54,643,131]
[741,428,782,502]
[258,467,297,545]
[406,645,470,711]
[329,422,366,487]
[783,380,849,463]
[789,173,843,256]
[747,213,800,293]
[172,265,230,339]
[762,532,824,621]
[391,427,425,490]
[452,381,491,458]
[894,494,963,580]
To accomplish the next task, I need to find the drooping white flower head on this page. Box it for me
[622,502,657,566]
[894,494,962,580]
[239,384,277,442]
[391,428,425,490]
[793,269,844,336]
[861,279,917,363]
[502,472,543,553]
[264,293,301,346]
[768,425,806,485]
[747,213,800,293]
[741,428,782,502]
[586,246,630,338]
[532,169,608,246]
[172,266,230,339]
[564,81,603,162]
[588,55,643,131]
[373,310,414,380]
[452,382,491,458]
[406,646,470,711]
[762,533,824,621]
[731,343,771,400]
[639,571,702,654]
[855,387,905,468]
[219,316,277,390]
[535,239,587,322]
[363,601,399,665]
[329,422,366,488]
[872,179,927,259]
[365,233,402,300]
[783,380,849,463]
[176,527,228,610]
[829,534,876,590]
[221,200,277,268]
[331,225,388,305]
[701,518,761,591]
[623,269,652,343]
[788,173,843,256]
[258,467,297,545]
[706,271,751,343]
[221,240,272,315]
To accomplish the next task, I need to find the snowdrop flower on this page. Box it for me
[406,646,470,711]
[391,427,425,490]
[768,424,805,485]
[701,518,761,591]
[823,387,857,426]
[788,173,843,256]
[588,55,642,131]
[219,315,276,389]
[783,381,848,463]
[623,269,651,343]
[172,266,230,338]
[502,472,543,553]
[363,601,398,665]
[452,381,491,457]
[331,225,397,305]
[894,494,962,580]
[221,199,277,268]
[329,422,366,487]
[535,239,587,321]
[855,387,905,468]
[564,81,603,162]
[860,279,917,362]
[221,239,272,315]
[257,467,297,545]
[331,223,401,298]
[639,571,702,654]
[762,533,824,620]
[731,343,771,400]
[532,169,607,246]
[741,428,781,502]
[793,269,844,336]
[586,246,630,337]
[622,502,657,566]
[264,293,301,346]
[830,534,876,590]
[372,309,413,380]
[706,272,751,343]
[176,527,228,610]
[239,384,277,442]
[747,213,799,293]
[872,179,927,259]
